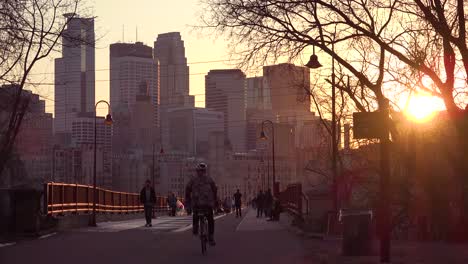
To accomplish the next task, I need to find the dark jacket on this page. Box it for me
[167,195,177,207]
[256,193,265,207]
[140,187,156,205]
[234,192,242,206]
[264,191,273,207]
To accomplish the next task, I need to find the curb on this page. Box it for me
[281,213,342,241]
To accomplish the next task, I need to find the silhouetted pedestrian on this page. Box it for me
[256,190,265,218]
[167,192,177,217]
[233,189,242,217]
[140,180,156,227]
[264,189,273,219]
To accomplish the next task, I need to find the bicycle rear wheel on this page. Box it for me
[200,218,208,255]
[201,234,207,255]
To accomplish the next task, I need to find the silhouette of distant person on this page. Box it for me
[140,180,156,227]
[264,189,273,219]
[233,189,242,217]
[256,190,265,218]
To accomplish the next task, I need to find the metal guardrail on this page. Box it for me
[278,183,307,219]
[44,182,173,216]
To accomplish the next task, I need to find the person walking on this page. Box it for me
[264,189,273,219]
[167,192,177,217]
[256,190,264,218]
[140,180,156,227]
[233,189,242,217]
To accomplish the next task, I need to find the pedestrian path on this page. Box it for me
[236,208,285,232]
[76,215,193,233]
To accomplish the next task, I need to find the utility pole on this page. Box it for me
[152,143,156,219]
[379,99,391,263]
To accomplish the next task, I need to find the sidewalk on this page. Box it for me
[301,239,468,264]
[236,208,284,232]
[277,212,468,263]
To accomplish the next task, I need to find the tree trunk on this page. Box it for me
[451,111,468,242]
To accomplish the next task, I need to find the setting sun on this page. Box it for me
[405,95,444,122]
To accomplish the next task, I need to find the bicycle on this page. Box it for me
[198,210,209,255]
[198,211,208,255]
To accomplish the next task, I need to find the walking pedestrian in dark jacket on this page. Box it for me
[167,192,177,217]
[264,189,273,219]
[140,180,156,227]
[256,190,265,218]
[233,189,242,217]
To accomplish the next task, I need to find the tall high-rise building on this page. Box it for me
[263,63,311,115]
[54,14,95,133]
[70,113,112,188]
[109,42,159,127]
[153,32,194,109]
[111,82,159,154]
[205,69,247,152]
[165,107,224,157]
[246,77,271,110]
[0,85,53,188]
[154,32,194,149]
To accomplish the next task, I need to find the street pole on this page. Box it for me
[90,109,98,227]
[267,158,270,191]
[305,34,338,215]
[89,100,112,227]
[272,123,276,196]
[260,120,276,196]
[379,99,391,263]
[331,41,338,214]
[152,143,156,218]
[52,145,55,182]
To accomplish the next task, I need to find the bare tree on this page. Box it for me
[0,0,84,176]
[202,0,468,238]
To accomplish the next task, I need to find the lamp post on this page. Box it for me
[89,100,113,227]
[305,35,338,214]
[153,144,164,218]
[260,120,276,196]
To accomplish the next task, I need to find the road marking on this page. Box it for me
[76,216,195,233]
[173,213,228,233]
[235,209,250,232]
[0,242,16,248]
[39,232,57,239]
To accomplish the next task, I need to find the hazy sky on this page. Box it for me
[34,0,239,116]
[30,0,448,117]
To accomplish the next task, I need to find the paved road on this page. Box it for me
[0,209,312,264]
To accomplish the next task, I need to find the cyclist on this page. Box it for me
[185,162,217,246]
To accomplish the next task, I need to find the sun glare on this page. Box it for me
[405,95,442,122]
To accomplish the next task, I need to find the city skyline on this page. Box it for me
[30,0,240,117]
[28,0,448,120]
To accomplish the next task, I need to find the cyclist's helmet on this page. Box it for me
[196,162,208,171]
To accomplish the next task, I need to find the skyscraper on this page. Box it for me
[154,32,194,149]
[165,107,224,157]
[205,69,247,152]
[109,42,159,127]
[246,76,271,110]
[263,63,311,115]
[153,32,194,109]
[54,14,95,133]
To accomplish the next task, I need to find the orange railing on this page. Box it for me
[44,182,172,216]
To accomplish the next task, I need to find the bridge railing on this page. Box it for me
[278,183,308,219]
[44,182,171,216]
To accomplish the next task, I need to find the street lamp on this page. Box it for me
[305,35,338,214]
[305,46,323,69]
[259,120,276,197]
[89,100,113,227]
